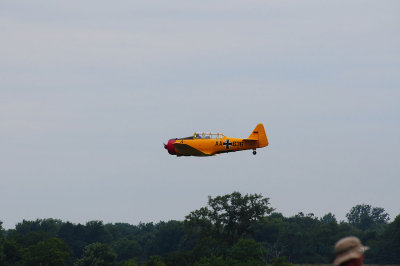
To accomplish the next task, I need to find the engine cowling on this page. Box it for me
[164,139,177,155]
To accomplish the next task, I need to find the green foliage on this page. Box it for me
[105,223,137,242]
[17,231,48,246]
[271,256,293,266]
[194,255,227,266]
[193,239,267,266]
[320,213,337,224]
[0,221,5,264]
[272,213,326,263]
[151,221,185,255]
[252,212,340,263]
[58,222,87,259]
[143,255,166,266]
[1,194,399,265]
[3,240,22,266]
[74,243,116,266]
[118,258,138,266]
[228,238,267,265]
[346,204,389,231]
[185,191,274,245]
[368,214,400,264]
[112,239,141,261]
[162,251,191,266]
[383,214,400,262]
[23,238,71,266]
[85,221,113,244]
[15,219,63,237]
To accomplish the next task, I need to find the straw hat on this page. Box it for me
[333,236,369,266]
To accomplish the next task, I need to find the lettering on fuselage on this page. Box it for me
[216,139,243,149]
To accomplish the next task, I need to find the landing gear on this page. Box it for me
[253,150,257,155]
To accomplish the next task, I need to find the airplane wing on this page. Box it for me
[173,143,213,156]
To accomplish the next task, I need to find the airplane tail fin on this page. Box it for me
[248,123,268,148]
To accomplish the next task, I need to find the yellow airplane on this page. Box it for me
[164,123,268,156]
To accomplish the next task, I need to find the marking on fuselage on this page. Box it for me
[223,139,233,149]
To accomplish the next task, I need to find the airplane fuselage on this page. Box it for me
[164,124,268,157]
[165,137,257,156]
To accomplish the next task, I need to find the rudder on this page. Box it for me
[248,123,268,148]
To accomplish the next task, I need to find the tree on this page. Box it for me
[320,213,337,224]
[228,238,268,265]
[143,255,166,266]
[194,255,227,266]
[105,223,137,241]
[346,204,389,231]
[119,259,139,266]
[85,221,112,244]
[3,240,21,266]
[270,256,293,266]
[74,243,116,266]
[185,192,274,245]
[0,221,5,264]
[162,251,191,266]
[58,222,87,259]
[112,239,141,261]
[372,214,400,263]
[2,231,48,265]
[193,239,268,266]
[15,219,62,237]
[23,238,71,266]
[150,221,185,255]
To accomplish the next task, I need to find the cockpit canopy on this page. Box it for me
[193,132,225,139]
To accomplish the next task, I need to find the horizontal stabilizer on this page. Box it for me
[243,138,258,143]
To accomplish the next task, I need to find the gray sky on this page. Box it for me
[1,1,399,229]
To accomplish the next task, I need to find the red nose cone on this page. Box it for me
[165,139,177,155]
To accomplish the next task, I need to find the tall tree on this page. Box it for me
[185,192,274,245]
[346,204,389,231]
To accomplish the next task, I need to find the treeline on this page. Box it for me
[0,192,399,265]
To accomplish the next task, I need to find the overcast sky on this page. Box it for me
[1,1,399,229]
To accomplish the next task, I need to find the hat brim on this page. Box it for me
[333,246,369,266]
